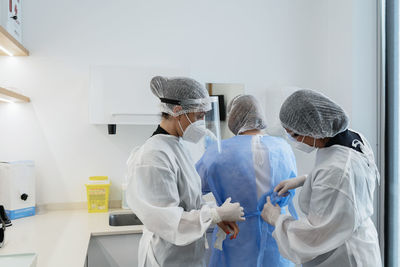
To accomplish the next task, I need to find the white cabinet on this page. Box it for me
[86,234,141,267]
[0,0,22,42]
[0,253,37,267]
[0,0,28,56]
[89,66,188,126]
[86,230,214,267]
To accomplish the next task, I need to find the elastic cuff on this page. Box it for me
[211,208,222,223]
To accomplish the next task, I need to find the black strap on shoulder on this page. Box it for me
[151,125,170,137]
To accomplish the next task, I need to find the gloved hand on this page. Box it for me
[261,196,281,226]
[212,197,245,223]
[274,175,307,196]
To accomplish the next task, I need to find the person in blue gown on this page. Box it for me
[196,95,297,267]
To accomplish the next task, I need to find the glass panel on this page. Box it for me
[386,0,400,265]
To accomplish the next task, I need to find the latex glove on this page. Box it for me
[274,175,307,196]
[261,196,281,226]
[212,197,245,223]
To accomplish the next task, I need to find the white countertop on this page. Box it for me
[0,209,143,267]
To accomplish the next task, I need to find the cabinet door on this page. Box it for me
[87,234,141,267]
[88,231,214,267]
[89,66,188,125]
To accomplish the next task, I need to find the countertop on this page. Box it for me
[0,209,144,267]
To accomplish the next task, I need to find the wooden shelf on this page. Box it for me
[0,26,29,56]
[0,87,30,102]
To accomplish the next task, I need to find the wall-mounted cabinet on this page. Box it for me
[0,0,28,56]
[0,26,28,56]
[89,66,188,127]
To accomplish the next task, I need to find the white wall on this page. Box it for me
[0,0,378,204]
[265,0,378,176]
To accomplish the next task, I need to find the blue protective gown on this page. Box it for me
[196,135,297,267]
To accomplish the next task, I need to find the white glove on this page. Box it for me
[211,197,245,223]
[261,196,281,226]
[274,175,307,196]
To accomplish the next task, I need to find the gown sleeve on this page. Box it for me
[126,150,214,246]
[272,182,356,264]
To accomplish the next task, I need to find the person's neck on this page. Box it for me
[239,129,262,135]
[160,119,179,137]
[316,137,331,148]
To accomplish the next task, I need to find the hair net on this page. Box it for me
[279,89,349,138]
[150,76,211,116]
[227,94,267,135]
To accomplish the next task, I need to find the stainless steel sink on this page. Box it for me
[109,211,143,226]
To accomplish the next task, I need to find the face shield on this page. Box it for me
[162,96,222,159]
[204,96,222,153]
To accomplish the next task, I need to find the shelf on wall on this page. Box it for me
[0,26,29,56]
[0,87,30,103]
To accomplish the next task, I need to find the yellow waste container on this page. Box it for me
[85,176,111,213]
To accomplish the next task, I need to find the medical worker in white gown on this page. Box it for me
[126,76,245,267]
[261,89,382,266]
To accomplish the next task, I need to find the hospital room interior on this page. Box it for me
[0,0,399,267]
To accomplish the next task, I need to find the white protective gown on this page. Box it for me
[126,134,214,267]
[272,135,382,266]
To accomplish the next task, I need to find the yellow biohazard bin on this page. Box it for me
[85,176,111,213]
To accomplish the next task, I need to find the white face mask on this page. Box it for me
[286,133,317,153]
[178,114,207,143]
[294,136,317,153]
